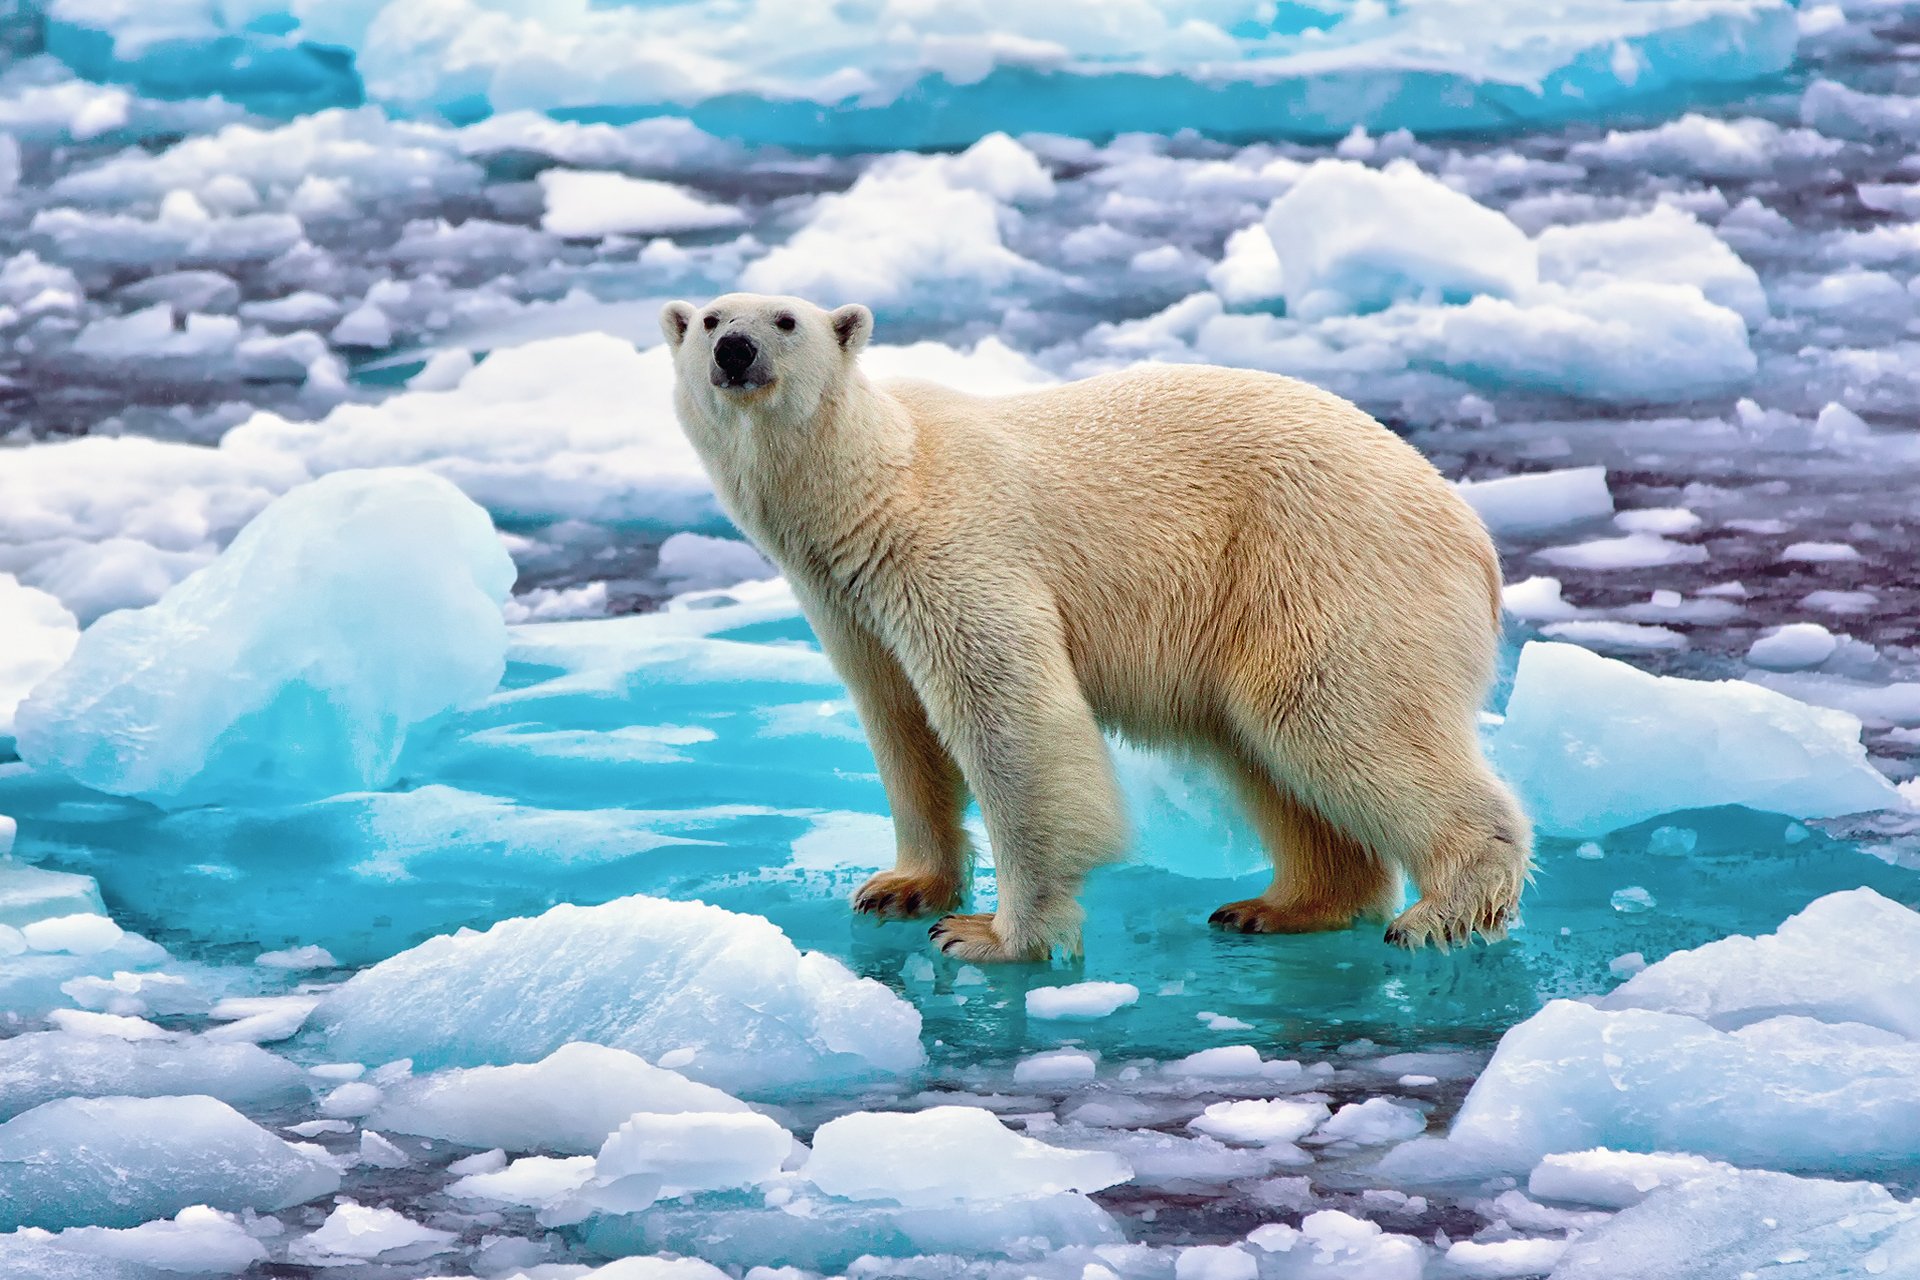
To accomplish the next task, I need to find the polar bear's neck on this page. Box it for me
[706,371,917,594]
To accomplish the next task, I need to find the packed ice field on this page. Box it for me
[5,0,1920,1276]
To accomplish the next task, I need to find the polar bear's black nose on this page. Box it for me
[714,333,758,377]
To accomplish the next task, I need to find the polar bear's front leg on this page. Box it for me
[906,603,1126,962]
[801,593,970,920]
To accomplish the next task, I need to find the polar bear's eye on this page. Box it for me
[702,314,718,331]
[775,314,797,332]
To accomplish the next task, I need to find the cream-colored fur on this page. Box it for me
[663,292,1531,963]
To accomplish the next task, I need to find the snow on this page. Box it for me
[317,895,925,1095]
[539,170,747,239]
[1489,641,1901,836]
[1026,982,1140,1021]
[1262,159,1537,319]
[369,1041,750,1154]
[0,1095,340,1230]
[803,1106,1131,1206]
[15,469,515,808]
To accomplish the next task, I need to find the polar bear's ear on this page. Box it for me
[830,304,873,355]
[660,301,695,349]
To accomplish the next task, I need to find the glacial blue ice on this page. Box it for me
[0,1095,340,1230]
[315,893,928,1095]
[26,0,1798,147]
[14,468,516,807]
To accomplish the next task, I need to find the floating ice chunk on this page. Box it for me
[539,170,747,238]
[1572,114,1840,179]
[1539,620,1688,653]
[0,1095,340,1230]
[0,575,77,742]
[330,302,392,348]
[1535,205,1767,326]
[1443,1236,1568,1278]
[1613,507,1701,535]
[318,895,924,1096]
[1489,641,1900,836]
[22,913,123,955]
[1026,982,1139,1021]
[223,334,717,531]
[1501,576,1584,623]
[572,1260,731,1280]
[1528,1148,1735,1209]
[30,195,303,270]
[805,1106,1130,1207]
[255,944,336,971]
[655,533,775,596]
[1551,1167,1920,1280]
[591,1110,793,1206]
[1783,540,1861,562]
[1312,1098,1426,1145]
[1263,160,1536,319]
[369,1042,749,1154]
[1208,223,1286,309]
[742,140,1052,310]
[1175,1243,1258,1280]
[1426,281,1755,404]
[1188,1099,1329,1146]
[2,1206,267,1276]
[1454,467,1612,537]
[288,1202,456,1266]
[0,1031,309,1121]
[1801,78,1920,141]
[0,435,305,622]
[861,335,1058,395]
[1602,888,1920,1039]
[447,1153,594,1211]
[1377,1000,1920,1180]
[1164,1046,1300,1080]
[1014,1049,1098,1085]
[16,469,514,808]
[1245,1210,1425,1279]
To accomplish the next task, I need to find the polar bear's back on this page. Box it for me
[879,362,1503,741]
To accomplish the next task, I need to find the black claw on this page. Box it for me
[1383,927,1405,946]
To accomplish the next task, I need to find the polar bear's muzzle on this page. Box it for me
[712,332,774,391]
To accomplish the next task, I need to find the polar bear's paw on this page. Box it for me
[1383,894,1513,951]
[853,870,961,919]
[928,913,1047,963]
[1208,898,1357,935]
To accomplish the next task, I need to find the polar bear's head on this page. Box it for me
[661,293,873,430]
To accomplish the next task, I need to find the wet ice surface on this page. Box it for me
[5,1,1920,1277]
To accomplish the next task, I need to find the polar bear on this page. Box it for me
[662,292,1530,963]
